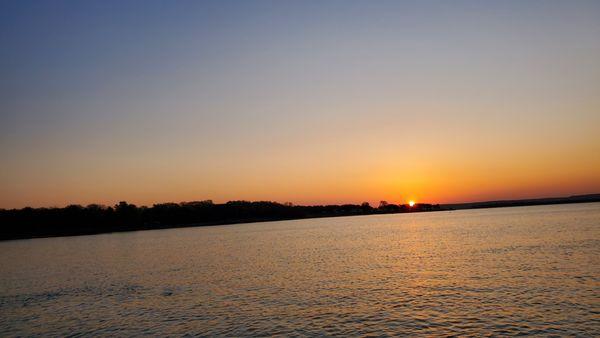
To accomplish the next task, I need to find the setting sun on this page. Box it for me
[409,200,415,207]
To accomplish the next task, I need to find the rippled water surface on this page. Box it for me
[1,203,599,336]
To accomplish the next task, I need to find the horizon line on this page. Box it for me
[3,192,599,210]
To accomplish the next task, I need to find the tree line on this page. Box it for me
[0,200,441,240]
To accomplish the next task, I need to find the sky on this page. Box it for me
[1,0,599,208]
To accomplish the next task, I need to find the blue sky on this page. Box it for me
[1,1,599,207]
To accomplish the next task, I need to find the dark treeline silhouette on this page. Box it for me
[3,193,597,241]
[0,200,441,240]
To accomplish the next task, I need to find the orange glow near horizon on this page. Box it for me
[409,200,416,207]
[1,148,599,209]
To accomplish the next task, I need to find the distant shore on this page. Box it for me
[442,193,600,210]
[1,194,598,241]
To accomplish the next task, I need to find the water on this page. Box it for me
[1,203,599,336]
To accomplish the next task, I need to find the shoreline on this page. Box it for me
[1,195,598,242]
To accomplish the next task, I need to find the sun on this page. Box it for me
[409,200,415,207]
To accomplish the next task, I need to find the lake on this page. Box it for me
[1,203,599,336]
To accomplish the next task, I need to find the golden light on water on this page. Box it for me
[409,200,415,207]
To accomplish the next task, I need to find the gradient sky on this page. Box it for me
[1,0,599,208]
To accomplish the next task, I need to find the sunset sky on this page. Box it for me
[1,1,599,208]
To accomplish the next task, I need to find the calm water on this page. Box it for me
[1,203,599,336]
